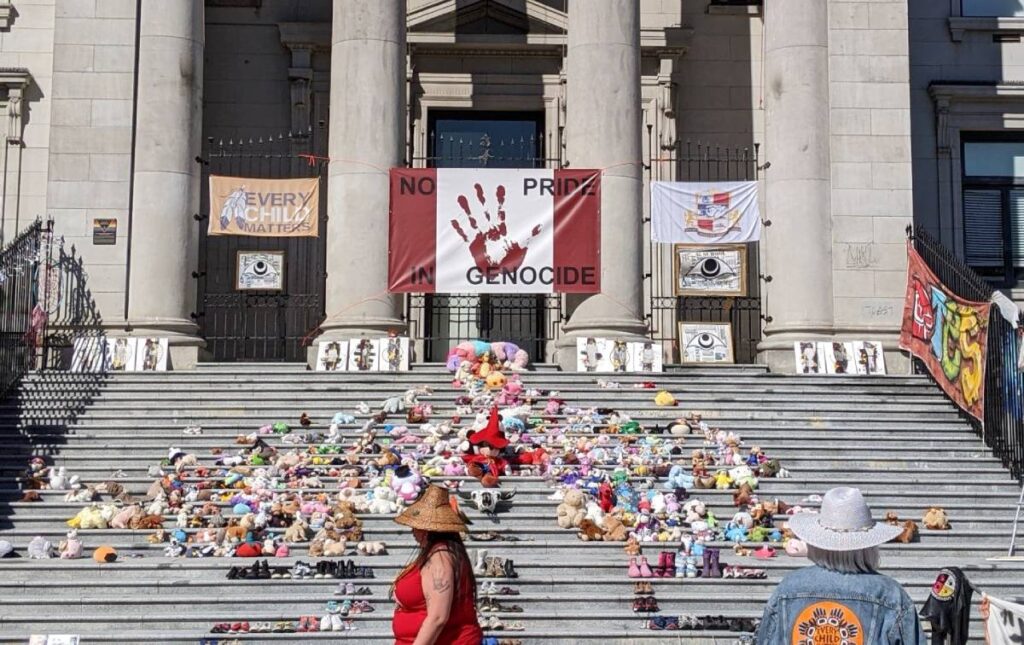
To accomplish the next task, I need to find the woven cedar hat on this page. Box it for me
[468,407,509,450]
[395,485,468,533]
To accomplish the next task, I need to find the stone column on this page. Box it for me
[554,0,647,370]
[758,0,834,372]
[127,0,205,368]
[318,0,407,348]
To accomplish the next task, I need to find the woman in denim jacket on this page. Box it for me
[756,487,926,645]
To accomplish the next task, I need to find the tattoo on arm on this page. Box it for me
[431,571,452,593]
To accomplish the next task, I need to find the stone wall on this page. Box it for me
[46,0,137,325]
[828,0,913,354]
[0,0,56,244]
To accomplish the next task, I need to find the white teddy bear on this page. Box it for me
[367,486,400,515]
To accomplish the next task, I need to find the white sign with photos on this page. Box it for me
[71,337,104,373]
[103,338,137,372]
[347,338,379,372]
[576,337,663,372]
[378,336,410,372]
[793,341,886,375]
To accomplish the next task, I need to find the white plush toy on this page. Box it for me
[683,499,707,523]
[147,493,169,517]
[27,536,53,559]
[584,500,605,526]
[176,507,190,529]
[49,467,68,491]
[367,487,400,515]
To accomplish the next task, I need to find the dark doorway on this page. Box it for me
[412,110,559,362]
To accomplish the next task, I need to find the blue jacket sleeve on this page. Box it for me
[755,600,780,645]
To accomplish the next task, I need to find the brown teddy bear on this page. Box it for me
[576,519,604,541]
[886,511,919,543]
[602,513,630,542]
[555,489,587,529]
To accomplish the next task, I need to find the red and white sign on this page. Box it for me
[388,168,601,294]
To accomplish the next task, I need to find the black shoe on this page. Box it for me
[503,559,518,579]
[227,566,240,580]
[347,560,357,579]
[331,561,344,579]
[258,560,271,579]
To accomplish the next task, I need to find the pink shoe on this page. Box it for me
[639,556,653,578]
[628,557,641,578]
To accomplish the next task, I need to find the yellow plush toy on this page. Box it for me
[485,371,506,390]
[654,391,677,406]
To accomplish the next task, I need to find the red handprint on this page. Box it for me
[450,182,542,272]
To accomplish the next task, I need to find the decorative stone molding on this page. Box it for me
[0,4,13,30]
[0,67,32,144]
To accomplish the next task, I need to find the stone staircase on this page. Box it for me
[0,363,1022,643]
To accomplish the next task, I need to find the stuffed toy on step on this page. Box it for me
[461,407,510,489]
[27,536,53,559]
[555,489,587,529]
[923,507,951,530]
[59,530,83,559]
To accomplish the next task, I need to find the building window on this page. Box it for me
[962,135,1024,285]
[962,0,1024,17]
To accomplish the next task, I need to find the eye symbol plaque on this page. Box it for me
[236,251,284,291]
[674,244,747,297]
[679,322,735,364]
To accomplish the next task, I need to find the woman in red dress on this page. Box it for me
[392,485,482,645]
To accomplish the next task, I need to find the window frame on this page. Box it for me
[960,131,1024,286]
[961,0,1024,17]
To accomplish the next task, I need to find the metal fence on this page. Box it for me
[0,219,50,396]
[910,225,1024,482]
[647,140,763,363]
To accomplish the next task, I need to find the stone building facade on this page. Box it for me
[0,0,1013,371]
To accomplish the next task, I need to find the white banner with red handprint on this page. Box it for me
[388,168,601,293]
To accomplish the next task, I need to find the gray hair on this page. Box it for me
[807,544,881,573]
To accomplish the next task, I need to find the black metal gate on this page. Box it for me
[407,111,564,362]
[196,133,328,362]
[647,140,764,363]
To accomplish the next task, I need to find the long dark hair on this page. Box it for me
[393,531,477,604]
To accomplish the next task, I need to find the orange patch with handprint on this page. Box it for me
[791,601,864,645]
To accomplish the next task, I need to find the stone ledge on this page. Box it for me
[949,16,1024,42]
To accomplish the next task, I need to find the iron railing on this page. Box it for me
[0,219,50,396]
[647,140,763,363]
[910,225,1024,482]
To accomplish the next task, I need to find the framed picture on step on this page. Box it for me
[822,342,856,375]
[316,340,349,372]
[793,341,823,374]
[134,337,168,371]
[71,337,105,373]
[678,322,734,364]
[347,338,379,372]
[674,244,747,297]
[378,336,410,372]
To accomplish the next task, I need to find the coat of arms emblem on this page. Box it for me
[684,190,742,238]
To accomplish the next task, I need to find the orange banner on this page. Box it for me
[899,242,991,421]
[208,175,319,237]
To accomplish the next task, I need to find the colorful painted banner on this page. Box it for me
[388,168,601,294]
[208,176,319,237]
[899,242,991,421]
[651,181,761,244]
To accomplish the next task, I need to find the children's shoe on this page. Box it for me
[628,557,641,578]
[639,556,653,578]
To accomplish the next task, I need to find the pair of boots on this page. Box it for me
[673,553,698,578]
[475,549,519,578]
[653,551,676,577]
[701,548,722,578]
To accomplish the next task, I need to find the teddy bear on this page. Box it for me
[284,515,310,542]
[602,513,630,542]
[885,512,919,543]
[556,488,587,529]
[390,465,423,504]
[368,487,400,515]
[923,507,950,530]
[577,518,605,541]
[59,530,83,559]
[682,499,707,524]
[28,536,53,559]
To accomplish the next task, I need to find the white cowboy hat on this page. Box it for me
[788,487,902,551]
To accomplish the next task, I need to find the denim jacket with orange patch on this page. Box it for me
[756,565,927,645]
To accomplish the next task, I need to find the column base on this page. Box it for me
[124,318,205,370]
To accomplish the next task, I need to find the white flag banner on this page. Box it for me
[651,181,761,244]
